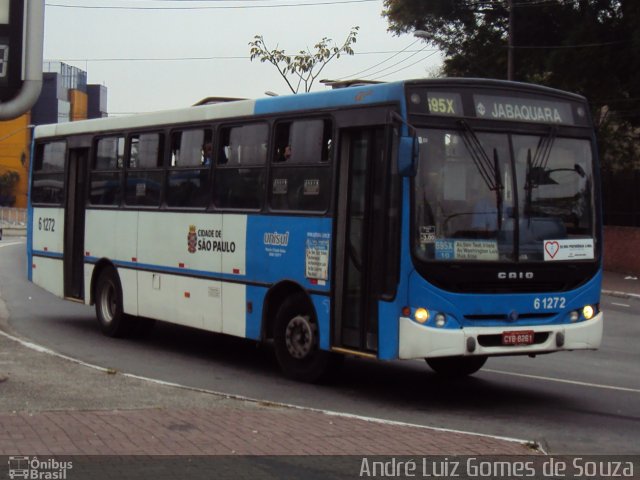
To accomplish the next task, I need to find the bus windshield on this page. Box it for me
[414,127,595,263]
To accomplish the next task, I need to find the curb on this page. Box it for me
[0,328,540,453]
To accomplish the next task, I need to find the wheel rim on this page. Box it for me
[98,280,116,326]
[284,315,315,359]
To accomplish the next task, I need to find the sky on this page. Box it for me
[42,0,443,115]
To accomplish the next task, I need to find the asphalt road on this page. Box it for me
[1,238,639,454]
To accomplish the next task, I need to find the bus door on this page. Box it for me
[334,126,393,353]
[63,147,88,300]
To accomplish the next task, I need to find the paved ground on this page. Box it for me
[0,270,636,459]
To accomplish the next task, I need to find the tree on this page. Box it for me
[382,0,640,169]
[249,27,359,94]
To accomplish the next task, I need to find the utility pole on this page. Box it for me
[507,0,514,80]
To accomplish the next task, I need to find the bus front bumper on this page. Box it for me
[398,312,603,359]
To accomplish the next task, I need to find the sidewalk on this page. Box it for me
[0,328,536,458]
[1,270,634,461]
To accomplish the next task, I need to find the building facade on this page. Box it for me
[0,62,107,208]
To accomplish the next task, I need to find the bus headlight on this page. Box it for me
[414,308,429,324]
[582,305,595,320]
[569,310,580,322]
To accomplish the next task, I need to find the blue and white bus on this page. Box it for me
[28,78,603,381]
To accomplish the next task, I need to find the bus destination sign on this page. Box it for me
[474,95,574,125]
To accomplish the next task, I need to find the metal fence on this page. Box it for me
[601,169,640,227]
[0,207,27,226]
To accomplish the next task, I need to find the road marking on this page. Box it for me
[485,369,640,393]
[0,329,537,450]
[610,302,631,308]
[0,242,23,249]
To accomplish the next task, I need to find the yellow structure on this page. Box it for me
[0,114,31,208]
[69,89,88,121]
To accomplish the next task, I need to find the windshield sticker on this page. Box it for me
[544,239,594,261]
[419,226,436,245]
[435,239,498,261]
[455,240,499,261]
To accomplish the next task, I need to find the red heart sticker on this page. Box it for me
[545,241,560,258]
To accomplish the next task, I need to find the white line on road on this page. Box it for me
[485,369,640,393]
[611,302,631,308]
[0,242,23,249]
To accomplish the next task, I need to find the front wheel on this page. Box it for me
[273,293,334,382]
[425,356,487,377]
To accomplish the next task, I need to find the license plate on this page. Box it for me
[502,330,535,346]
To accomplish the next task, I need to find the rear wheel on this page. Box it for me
[425,356,487,377]
[273,293,334,382]
[94,266,132,338]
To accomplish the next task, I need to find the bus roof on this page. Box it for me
[33,78,586,140]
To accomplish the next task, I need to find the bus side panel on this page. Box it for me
[245,285,266,341]
[311,294,331,351]
[32,256,64,298]
[137,271,223,331]
[85,209,139,314]
[31,207,65,256]
[245,215,332,291]
[31,207,65,297]
[377,177,413,361]
[221,282,246,338]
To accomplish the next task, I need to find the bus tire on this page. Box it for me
[273,293,332,382]
[425,356,487,377]
[94,266,131,338]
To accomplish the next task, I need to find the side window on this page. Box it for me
[90,136,124,206]
[126,132,164,207]
[270,119,333,212]
[167,128,212,208]
[31,141,66,205]
[214,123,267,210]
[129,133,162,169]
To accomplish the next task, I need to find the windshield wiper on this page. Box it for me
[458,120,497,192]
[532,126,557,172]
[458,120,504,229]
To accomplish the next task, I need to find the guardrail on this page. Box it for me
[0,207,27,226]
[0,208,27,239]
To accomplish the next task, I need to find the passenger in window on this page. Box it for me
[202,143,213,166]
[284,145,292,161]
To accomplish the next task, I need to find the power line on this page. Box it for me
[371,50,440,80]
[48,49,434,63]
[360,47,431,80]
[335,39,422,80]
[45,0,377,10]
